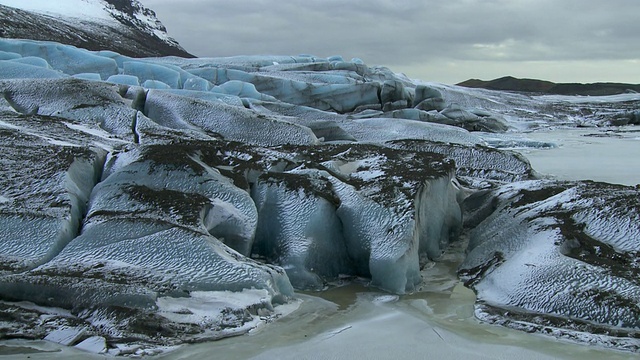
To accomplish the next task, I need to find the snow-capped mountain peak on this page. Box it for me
[0,0,192,57]
[0,0,112,20]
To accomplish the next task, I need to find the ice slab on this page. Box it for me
[143,90,318,146]
[251,143,462,293]
[1,140,291,311]
[72,73,102,81]
[252,171,351,290]
[387,139,536,183]
[460,180,640,338]
[0,116,105,273]
[0,78,137,137]
[106,74,140,86]
[44,327,86,346]
[124,61,181,89]
[75,336,107,354]
[345,118,485,146]
[8,56,51,68]
[0,60,65,79]
[0,39,118,79]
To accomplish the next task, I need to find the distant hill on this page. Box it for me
[457,76,640,96]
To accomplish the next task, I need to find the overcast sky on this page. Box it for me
[144,0,640,84]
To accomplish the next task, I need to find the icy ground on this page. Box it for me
[514,126,640,186]
[0,37,639,356]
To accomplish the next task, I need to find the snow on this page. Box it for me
[156,289,272,327]
[0,0,175,46]
[44,328,87,346]
[74,336,107,354]
[0,0,111,21]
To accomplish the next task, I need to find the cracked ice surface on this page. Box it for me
[0,113,105,273]
[460,180,640,341]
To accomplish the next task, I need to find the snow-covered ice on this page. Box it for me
[460,180,640,342]
[0,36,639,356]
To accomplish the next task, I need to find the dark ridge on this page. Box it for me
[458,76,640,96]
[0,4,194,58]
[458,76,556,93]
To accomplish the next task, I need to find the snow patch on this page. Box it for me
[0,0,111,21]
[44,327,86,346]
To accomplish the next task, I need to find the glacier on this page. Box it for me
[0,36,639,355]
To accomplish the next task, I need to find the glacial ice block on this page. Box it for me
[0,78,138,137]
[318,145,461,293]
[387,139,536,183]
[143,90,318,146]
[250,143,463,294]
[93,143,259,254]
[0,51,21,60]
[187,65,380,113]
[106,74,140,86]
[73,73,103,81]
[252,171,352,290]
[0,116,105,273]
[0,38,118,79]
[460,180,640,338]
[345,118,485,146]
[0,60,65,80]
[440,104,509,132]
[124,61,181,89]
[0,140,293,309]
[183,76,212,91]
[8,56,52,68]
[142,79,171,89]
[228,73,381,113]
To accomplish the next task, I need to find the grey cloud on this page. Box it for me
[143,0,640,82]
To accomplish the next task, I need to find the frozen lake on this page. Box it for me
[516,126,640,186]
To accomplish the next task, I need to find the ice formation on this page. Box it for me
[251,144,462,293]
[0,35,639,354]
[460,180,640,346]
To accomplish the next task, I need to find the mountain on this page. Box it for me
[0,0,193,58]
[458,76,640,96]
